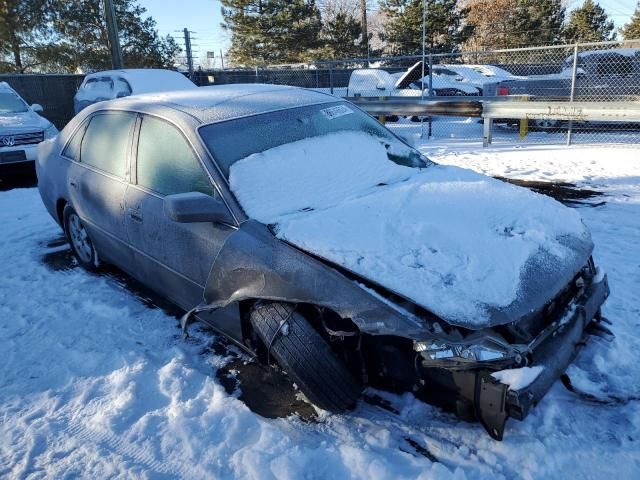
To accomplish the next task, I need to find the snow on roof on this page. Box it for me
[108,84,336,124]
[84,68,197,93]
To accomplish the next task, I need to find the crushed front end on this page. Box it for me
[415,260,609,439]
[361,259,609,440]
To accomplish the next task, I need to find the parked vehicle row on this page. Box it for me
[36,84,609,439]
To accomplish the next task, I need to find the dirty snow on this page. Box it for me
[492,367,544,391]
[230,131,589,326]
[1,135,640,479]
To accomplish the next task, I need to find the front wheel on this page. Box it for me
[63,205,99,271]
[250,302,361,412]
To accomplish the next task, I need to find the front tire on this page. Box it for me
[250,302,361,412]
[63,205,99,271]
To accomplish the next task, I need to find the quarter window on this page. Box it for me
[62,121,88,161]
[80,112,136,178]
[136,115,213,196]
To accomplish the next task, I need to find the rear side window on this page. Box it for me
[114,78,132,97]
[136,115,213,196]
[80,112,136,178]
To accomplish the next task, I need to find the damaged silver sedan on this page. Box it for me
[36,85,609,439]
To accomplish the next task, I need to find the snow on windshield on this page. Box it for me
[229,132,589,326]
[230,131,415,223]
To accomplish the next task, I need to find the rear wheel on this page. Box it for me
[63,205,99,271]
[250,302,361,412]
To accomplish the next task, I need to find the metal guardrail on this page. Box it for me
[482,100,640,122]
[347,96,640,147]
[346,97,483,117]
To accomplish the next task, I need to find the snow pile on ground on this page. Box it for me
[492,367,544,391]
[0,187,457,479]
[230,131,589,326]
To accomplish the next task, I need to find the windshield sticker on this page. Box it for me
[321,105,354,120]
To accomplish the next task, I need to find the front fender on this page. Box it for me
[203,220,428,338]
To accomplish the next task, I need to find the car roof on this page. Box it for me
[103,84,338,124]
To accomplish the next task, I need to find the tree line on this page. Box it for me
[2,0,640,72]
[224,0,640,65]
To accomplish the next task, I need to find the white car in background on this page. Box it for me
[428,64,525,96]
[347,62,480,98]
[0,81,58,173]
[74,69,197,114]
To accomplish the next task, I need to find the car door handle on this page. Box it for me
[69,179,78,189]
[128,208,143,223]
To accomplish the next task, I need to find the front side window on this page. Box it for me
[0,91,28,114]
[80,112,136,177]
[136,115,213,196]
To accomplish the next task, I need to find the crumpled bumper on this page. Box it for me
[440,271,610,440]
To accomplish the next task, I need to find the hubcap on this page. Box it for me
[69,213,92,263]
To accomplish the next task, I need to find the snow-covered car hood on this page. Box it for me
[0,110,50,134]
[229,131,593,329]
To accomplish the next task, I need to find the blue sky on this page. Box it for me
[139,0,637,66]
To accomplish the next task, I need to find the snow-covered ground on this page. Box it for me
[1,134,640,478]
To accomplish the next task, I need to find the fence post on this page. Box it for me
[329,61,334,95]
[428,52,433,137]
[566,43,579,145]
[255,65,259,83]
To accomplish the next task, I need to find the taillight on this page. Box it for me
[497,86,509,96]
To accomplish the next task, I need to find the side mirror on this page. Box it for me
[31,103,43,113]
[164,192,233,224]
[116,91,129,98]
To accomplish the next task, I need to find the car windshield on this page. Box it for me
[0,92,28,114]
[199,101,428,177]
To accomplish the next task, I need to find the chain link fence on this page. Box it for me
[200,40,640,146]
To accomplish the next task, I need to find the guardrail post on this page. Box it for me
[483,117,493,147]
[567,43,579,145]
[378,96,386,124]
[519,96,529,139]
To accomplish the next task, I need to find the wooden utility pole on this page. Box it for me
[103,0,123,69]
[360,0,369,57]
[183,28,194,79]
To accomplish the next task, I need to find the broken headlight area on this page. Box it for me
[413,339,524,367]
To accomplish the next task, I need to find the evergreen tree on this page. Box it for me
[1,0,178,73]
[621,2,640,40]
[49,0,179,72]
[0,0,51,72]
[563,0,615,43]
[378,0,473,55]
[221,0,323,65]
[320,11,363,59]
